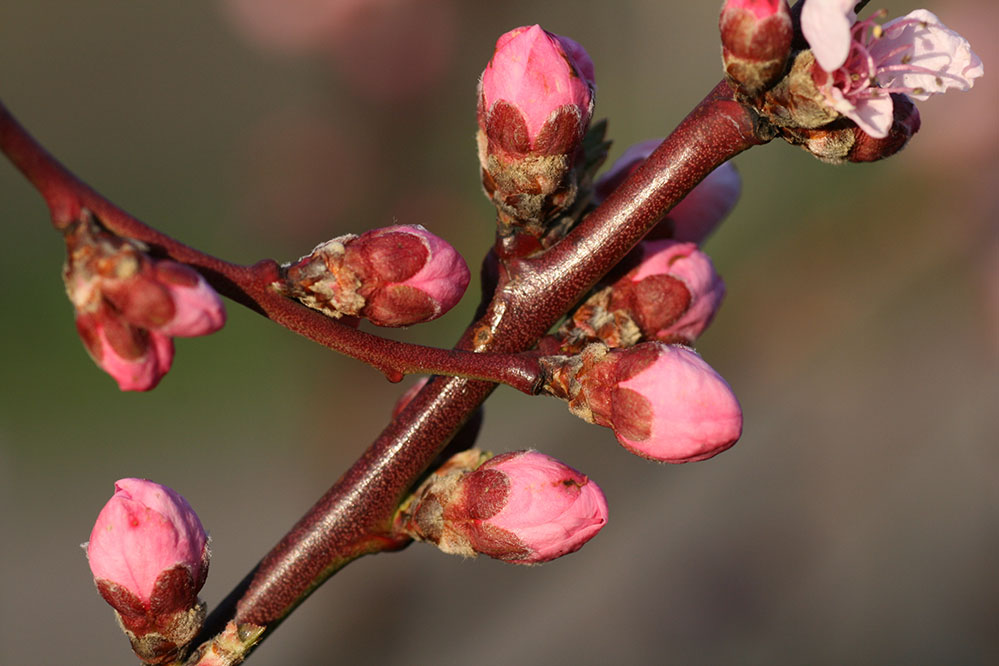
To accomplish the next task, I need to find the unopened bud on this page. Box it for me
[720,0,793,95]
[545,343,742,463]
[779,92,921,164]
[397,449,608,564]
[612,240,725,343]
[63,215,226,390]
[281,224,470,327]
[595,141,740,245]
[477,25,596,227]
[846,93,921,163]
[75,311,175,392]
[554,240,725,353]
[86,478,209,664]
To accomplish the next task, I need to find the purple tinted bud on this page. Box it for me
[595,141,740,245]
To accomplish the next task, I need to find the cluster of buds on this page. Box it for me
[86,479,209,664]
[477,25,601,245]
[395,449,608,564]
[63,214,226,391]
[719,0,982,162]
[278,224,470,327]
[549,239,725,355]
[542,343,743,463]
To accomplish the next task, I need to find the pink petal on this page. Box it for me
[872,9,984,101]
[615,344,743,463]
[801,0,857,72]
[829,87,896,139]
[87,478,207,606]
[477,451,608,564]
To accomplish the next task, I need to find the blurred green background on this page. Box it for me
[1,1,996,664]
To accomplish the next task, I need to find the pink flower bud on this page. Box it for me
[595,141,740,245]
[63,217,226,391]
[399,450,608,564]
[151,261,227,337]
[570,343,742,463]
[720,0,793,94]
[614,240,726,344]
[283,224,470,327]
[86,478,209,663]
[480,25,594,152]
[345,224,470,327]
[454,450,608,564]
[76,312,174,392]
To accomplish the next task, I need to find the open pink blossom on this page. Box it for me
[801,1,983,138]
[480,24,594,148]
[87,478,208,608]
[595,140,740,244]
[449,450,608,564]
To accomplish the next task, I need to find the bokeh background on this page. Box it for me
[1,1,996,664]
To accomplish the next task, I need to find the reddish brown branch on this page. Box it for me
[208,80,771,648]
[0,98,543,394]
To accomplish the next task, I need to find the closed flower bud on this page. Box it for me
[150,261,227,337]
[479,25,594,152]
[397,449,608,564]
[595,141,740,245]
[75,311,174,392]
[62,215,226,390]
[720,0,793,95]
[546,343,742,463]
[86,478,209,664]
[553,240,725,354]
[281,224,470,327]
[614,240,725,344]
[477,25,596,228]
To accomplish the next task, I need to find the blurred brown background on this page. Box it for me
[1,1,996,664]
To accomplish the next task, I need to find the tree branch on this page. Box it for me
[202,79,771,656]
[0,98,544,394]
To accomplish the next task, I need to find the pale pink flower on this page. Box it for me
[801,1,983,138]
[480,25,594,148]
[87,478,208,608]
[450,450,608,564]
